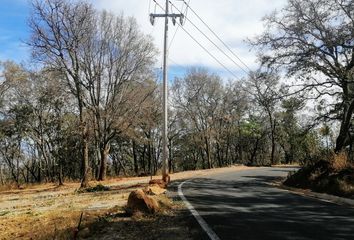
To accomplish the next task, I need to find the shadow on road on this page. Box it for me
[180,169,354,240]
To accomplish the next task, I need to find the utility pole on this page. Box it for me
[150,0,184,182]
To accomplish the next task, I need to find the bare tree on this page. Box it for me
[81,11,156,180]
[28,0,97,187]
[251,0,354,153]
[173,68,223,169]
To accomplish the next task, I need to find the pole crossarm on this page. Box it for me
[150,13,184,18]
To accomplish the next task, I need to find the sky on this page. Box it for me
[0,0,288,80]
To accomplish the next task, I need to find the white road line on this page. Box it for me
[178,180,221,240]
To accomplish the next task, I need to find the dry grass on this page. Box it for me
[83,195,199,240]
[284,158,354,198]
[0,181,139,240]
[2,209,90,239]
[330,151,349,172]
[0,165,249,240]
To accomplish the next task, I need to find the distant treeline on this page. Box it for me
[1,0,353,187]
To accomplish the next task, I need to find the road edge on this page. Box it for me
[178,180,221,240]
[277,183,354,207]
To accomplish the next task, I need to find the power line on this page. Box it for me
[153,0,240,80]
[178,24,240,79]
[148,0,152,15]
[168,57,187,70]
[169,0,249,76]
[182,0,253,73]
[168,0,190,51]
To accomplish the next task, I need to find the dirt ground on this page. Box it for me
[0,165,249,240]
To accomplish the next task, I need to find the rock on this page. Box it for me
[149,179,168,189]
[77,227,90,239]
[162,174,171,184]
[127,189,159,214]
[145,184,167,195]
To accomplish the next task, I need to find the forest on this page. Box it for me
[0,0,353,188]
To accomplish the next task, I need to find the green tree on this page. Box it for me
[245,70,282,164]
[278,97,305,164]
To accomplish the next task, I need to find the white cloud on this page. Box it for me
[89,0,287,78]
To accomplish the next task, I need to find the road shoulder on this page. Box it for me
[277,183,354,207]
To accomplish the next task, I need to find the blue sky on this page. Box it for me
[0,0,192,78]
[0,0,287,79]
[0,0,30,63]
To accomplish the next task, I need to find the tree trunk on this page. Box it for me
[148,143,152,176]
[16,146,20,186]
[0,165,4,185]
[168,138,173,173]
[200,148,206,169]
[237,121,244,163]
[336,99,354,152]
[204,136,212,169]
[238,144,244,164]
[270,129,276,165]
[98,143,110,181]
[117,156,127,176]
[38,158,42,183]
[132,140,138,175]
[193,151,198,170]
[216,142,222,167]
[58,162,63,186]
[225,136,230,166]
[141,145,146,174]
[268,112,276,165]
[80,122,89,188]
[250,137,260,165]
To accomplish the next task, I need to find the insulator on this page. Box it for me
[172,17,176,26]
[179,15,185,25]
[150,14,155,26]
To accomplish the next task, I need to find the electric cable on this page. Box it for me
[182,0,253,73]
[168,0,191,51]
[153,0,240,80]
[169,0,249,76]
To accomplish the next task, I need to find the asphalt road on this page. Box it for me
[178,167,354,240]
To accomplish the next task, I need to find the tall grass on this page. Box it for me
[330,151,349,172]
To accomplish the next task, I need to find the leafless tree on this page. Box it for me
[28,0,157,183]
[173,68,223,169]
[28,0,97,187]
[80,11,156,180]
[251,0,354,152]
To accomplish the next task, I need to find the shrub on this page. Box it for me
[330,151,348,172]
[79,184,110,193]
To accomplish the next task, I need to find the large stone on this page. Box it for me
[145,184,167,195]
[127,189,159,214]
[77,227,90,239]
[149,179,168,189]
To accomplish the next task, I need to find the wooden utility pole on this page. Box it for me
[149,0,184,181]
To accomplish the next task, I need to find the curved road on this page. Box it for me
[178,167,354,240]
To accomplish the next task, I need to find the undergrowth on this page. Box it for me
[284,152,354,198]
[78,184,111,193]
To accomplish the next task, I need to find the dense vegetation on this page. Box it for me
[0,0,353,188]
